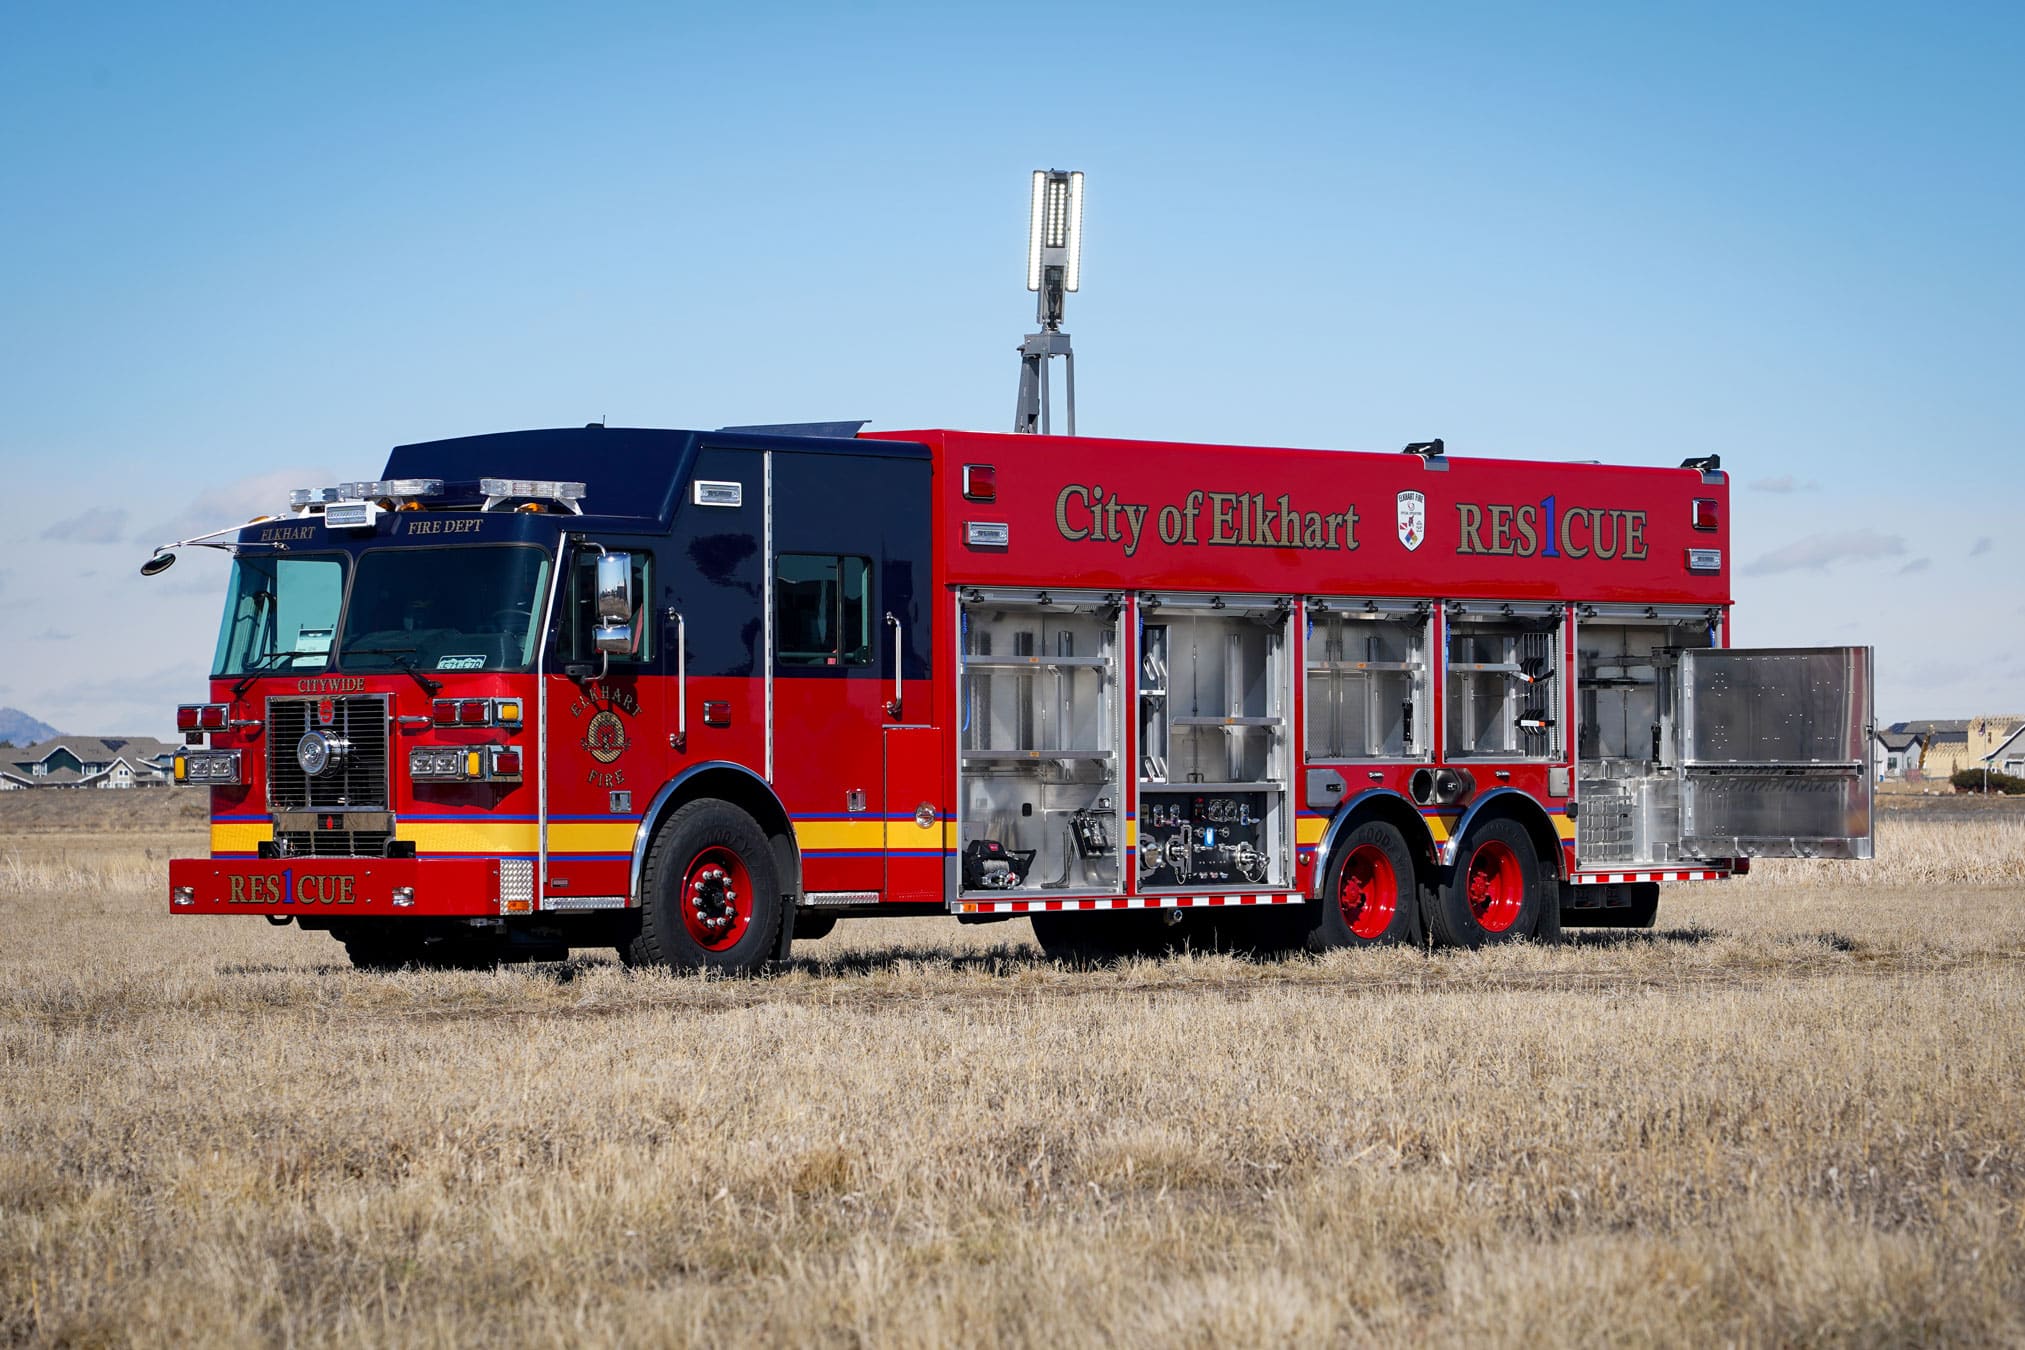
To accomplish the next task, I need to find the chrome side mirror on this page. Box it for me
[593,621,635,655]
[595,552,634,623]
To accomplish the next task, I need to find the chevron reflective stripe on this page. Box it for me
[1568,870,1728,884]
[954,892,1301,915]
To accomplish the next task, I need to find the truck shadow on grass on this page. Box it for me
[215,925,1719,981]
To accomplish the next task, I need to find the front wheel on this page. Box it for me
[1307,820,1422,950]
[1426,817,1547,948]
[630,801,785,973]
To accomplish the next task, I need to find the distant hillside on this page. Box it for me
[0,708,60,747]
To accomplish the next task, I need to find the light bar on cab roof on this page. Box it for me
[480,479,586,514]
[289,479,444,513]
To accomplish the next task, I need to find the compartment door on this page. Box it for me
[1674,646,1874,860]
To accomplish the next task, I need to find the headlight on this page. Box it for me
[175,750,243,785]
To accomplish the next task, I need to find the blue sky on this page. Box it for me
[2,1,2020,733]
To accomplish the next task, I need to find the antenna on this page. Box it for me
[1013,168,1084,435]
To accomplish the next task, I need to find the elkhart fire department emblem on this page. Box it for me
[582,710,629,764]
[1396,490,1426,551]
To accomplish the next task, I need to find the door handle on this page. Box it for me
[883,612,903,720]
[669,608,687,751]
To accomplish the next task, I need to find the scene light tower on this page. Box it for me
[1013,168,1084,435]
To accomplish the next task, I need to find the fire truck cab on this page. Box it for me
[165,424,1873,970]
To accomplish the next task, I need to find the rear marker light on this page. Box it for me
[966,521,1010,548]
[1686,548,1722,573]
[491,748,522,778]
[1692,498,1719,531]
[961,464,997,501]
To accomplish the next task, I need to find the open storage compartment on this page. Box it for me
[1304,599,1432,761]
[956,590,1124,895]
[1445,602,1565,761]
[1137,595,1293,890]
[1572,606,1717,867]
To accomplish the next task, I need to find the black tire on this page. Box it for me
[1565,882,1659,929]
[1030,910,1178,963]
[1425,816,1546,948]
[1306,820,1423,951]
[630,800,785,974]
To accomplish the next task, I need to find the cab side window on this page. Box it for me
[565,550,653,665]
[776,554,872,667]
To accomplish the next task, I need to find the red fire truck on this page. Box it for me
[158,424,1873,970]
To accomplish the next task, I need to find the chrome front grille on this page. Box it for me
[267,696,390,811]
[274,828,395,858]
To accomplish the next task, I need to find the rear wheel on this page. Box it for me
[630,801,785,973]
[1426,817,1546,948]
[1307,820,1421,950]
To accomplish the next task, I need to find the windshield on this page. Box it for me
[212,554,347,676]
[338,545,552,674]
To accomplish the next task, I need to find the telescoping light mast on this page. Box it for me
[1013,168,1084,435]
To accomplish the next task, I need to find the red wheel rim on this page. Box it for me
[680,846,753,951]
[1337,843,1399,940]
[1464,839,1523,933]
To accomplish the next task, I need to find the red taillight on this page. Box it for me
[180,703,228,731]
[962,464,996,501]
[1692,498,1719,531]
[492,749,522,776]
[459,699,489,725]
[177,705,201,731]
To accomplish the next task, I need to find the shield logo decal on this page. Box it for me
[1396,490,1426,551]
[317,698,336,726]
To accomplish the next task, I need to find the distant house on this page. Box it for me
[1987,724,2025,779]
[1875,727,1925,780]
[1875,717,2025,783]
[0,736,180,789]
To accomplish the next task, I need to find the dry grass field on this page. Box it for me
[3,797,2023,1346]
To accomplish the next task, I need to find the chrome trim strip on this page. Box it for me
[804,890,880,907]
[763,450,774,782]
[534,537,566,907]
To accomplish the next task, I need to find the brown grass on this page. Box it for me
[2,806,2021,1345]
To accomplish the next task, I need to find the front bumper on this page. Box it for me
[168,856,524,917]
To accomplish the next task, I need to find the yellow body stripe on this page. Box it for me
[397,821,540,853]
[548,822,639,853]
[211,822,273,853]
[795,820,887,852]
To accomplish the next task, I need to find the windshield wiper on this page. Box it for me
[343,646,444,696]
[231,649,317,699]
